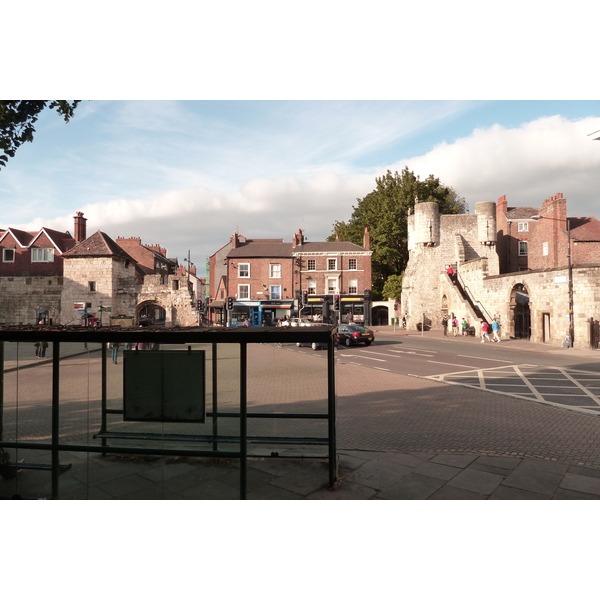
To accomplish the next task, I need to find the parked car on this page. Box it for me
[290,318,314,327]
[336,324,374,346]
[296,341,327,350]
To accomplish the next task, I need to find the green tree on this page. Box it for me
[329,167,466,299]
[382,274,403,301]
[0,100,80,169]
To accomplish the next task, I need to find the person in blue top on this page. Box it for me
[491,318,501,342]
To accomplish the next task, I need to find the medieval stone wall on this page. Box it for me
[0,276,63,325]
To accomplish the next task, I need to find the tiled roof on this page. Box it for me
[0,228,35,246]
[570,217,600,242]
[63,231,137,261]
[506,207,539,219]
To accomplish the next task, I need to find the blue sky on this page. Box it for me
[3,3,599,277]
[2,100,599,275]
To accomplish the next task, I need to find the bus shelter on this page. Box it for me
[0,325,337,500]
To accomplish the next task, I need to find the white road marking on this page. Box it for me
[427,360,480,369]
[456,355,514,363]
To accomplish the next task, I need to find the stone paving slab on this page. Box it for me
[445,468,505,495]
[559,472,600,496]
[376,472,446,500]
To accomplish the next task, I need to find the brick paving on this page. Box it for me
[3,335,600,499]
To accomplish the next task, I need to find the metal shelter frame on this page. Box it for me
[0,325,338,499]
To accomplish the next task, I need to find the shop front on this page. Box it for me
[259,300,294,326]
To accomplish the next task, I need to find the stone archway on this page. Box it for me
[510,283,531,340]
[136,300,166,326]
[371,305,389,326]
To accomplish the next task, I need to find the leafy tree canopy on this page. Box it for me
[328,167,466,299]
[0,100,80,169]
[382,274,403,301]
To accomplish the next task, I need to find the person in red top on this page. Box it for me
[480,321,491,343]
[446,265,456,284]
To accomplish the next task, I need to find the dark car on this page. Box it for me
[336,324,374,347]
[296,341,327,351]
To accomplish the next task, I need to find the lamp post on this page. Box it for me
[532,215,573,347]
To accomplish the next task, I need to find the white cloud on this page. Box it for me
[10,112,600,273]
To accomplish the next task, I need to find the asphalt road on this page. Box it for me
[290,332,600,416]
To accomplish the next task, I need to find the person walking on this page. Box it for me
[491,318,501,342]
[441,314,449,336]
[461,318,469,336]
[451,315,459,336]
[480,321,491,343]
[111,342,120,364]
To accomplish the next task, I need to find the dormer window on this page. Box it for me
[31,248,54,262]
[518,222,528,232]
[2,248,15,262]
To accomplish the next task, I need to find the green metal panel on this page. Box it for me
[123,350,205,422]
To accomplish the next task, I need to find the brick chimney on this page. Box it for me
[292,229,304,248]
[363,227,370,250]
[231,232,239,249]
[74,211,87,243]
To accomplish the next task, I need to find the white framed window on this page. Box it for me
[238,263,250,278]
[542,242,549,256]
[2,248,15,262]
[307,259,316,271]
[270,285,281,300]
[307,280,316,294]
[518,222,529,232]
[327,258,337,271]
[327,277,338,294]
[348,258,357,270]
[518,241,528,256]
[348,279,358,294]
[270,263,281,278]
[31,248,54,262]
[238,284,250,299]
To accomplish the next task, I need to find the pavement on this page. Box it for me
[2,329,600,500]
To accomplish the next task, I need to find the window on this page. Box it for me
[518,241,528,256]
[348,258,357,270]
[542,242,549,256]
[89,281,96,292]
[307,280,316,294]
[518,222,529,232]
[327,258,337,271]
[270,285,281,300]
[238,284,250,299]
[238,263,250,278]
[348,279,358,294]
[270,263,281,278]
[307,259,316,271]
[2,248,15,262]
[31,248,54,262]
[327,277,338,294]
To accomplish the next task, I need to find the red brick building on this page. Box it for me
[0,212,87,277]
[497,193,600,274]
[210,229,372,326]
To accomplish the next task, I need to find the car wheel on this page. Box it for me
[312,342,318,350]
[345,337,351,347]
[296,343,301,347]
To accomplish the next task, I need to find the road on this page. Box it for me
[290,332,600,416]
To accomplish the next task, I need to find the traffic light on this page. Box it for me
[197,300,204,311]
[364,288,372,301]
[303,290,308,305]
[333,295,340,311]
[227,296,234,310]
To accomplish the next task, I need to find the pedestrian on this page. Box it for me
[35,340,48,358]
[402,313,407,329]
[111,342,120,364]
[446,265,456,284]
[441,314,449,336]
[480,321,491,343]
[491,318,501,342]
[461,318,468,336]
[242,318,250,327]
[451,314,459,336]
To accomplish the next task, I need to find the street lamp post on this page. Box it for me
[532,215,573,347]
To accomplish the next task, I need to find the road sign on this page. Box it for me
[74,302,86,310]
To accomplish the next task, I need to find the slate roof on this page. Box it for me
[0,227,75,252]
[63,231,137,261]
[228,239,369,258]
[506,207,539,219]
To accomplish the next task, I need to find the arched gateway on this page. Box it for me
[510,283,531,340]
[136,300,166,326]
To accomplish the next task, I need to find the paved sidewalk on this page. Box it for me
[3,330,600,500]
